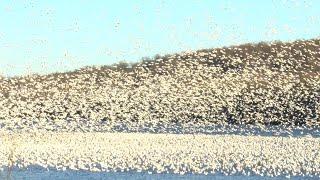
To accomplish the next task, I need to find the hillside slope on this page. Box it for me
[0,39,319,132]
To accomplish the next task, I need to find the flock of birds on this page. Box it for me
[0,38,319,177]
[0,38,319,133]
[1,132,319,178]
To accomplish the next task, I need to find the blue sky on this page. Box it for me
[0,0,319,77]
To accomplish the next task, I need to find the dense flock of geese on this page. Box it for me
[1,132,319,177]
[0,39,319,133]
[0,39,319,177]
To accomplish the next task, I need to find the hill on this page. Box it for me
[0,39,319,132]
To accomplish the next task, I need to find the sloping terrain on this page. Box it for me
[0,39,319,132]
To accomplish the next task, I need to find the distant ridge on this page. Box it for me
[3,38,320,79]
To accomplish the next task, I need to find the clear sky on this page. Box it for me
[0,0,319,77]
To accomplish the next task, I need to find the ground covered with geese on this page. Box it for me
[0,38,319,178]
